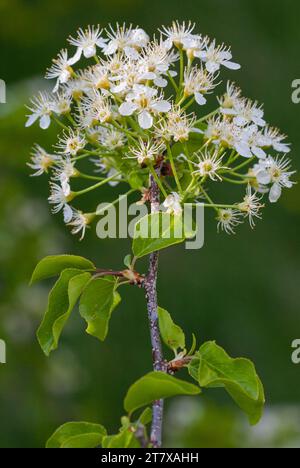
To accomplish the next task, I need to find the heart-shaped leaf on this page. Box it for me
[188,341,265,425]
[46,422,106,448]
[124,371,200,414]
[158,307,185,351]
[37,269,91,356]
[132,212,195,258]
[31,255,95,284]
[79,277,121,341]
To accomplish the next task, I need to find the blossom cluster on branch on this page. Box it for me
[26,22,295,238]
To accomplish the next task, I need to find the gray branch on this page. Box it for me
[144,173,167,448]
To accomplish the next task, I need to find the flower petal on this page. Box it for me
[195,92,207,106]
[151,100,171,113]
[138,110,153,129]
[39,114,51,130]
[269,184,282,203]
[222,61,241,70]
[119,102,138,116]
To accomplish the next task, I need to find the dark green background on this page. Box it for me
[0,0,300,448]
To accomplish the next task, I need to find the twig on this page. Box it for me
[144,170,167,448]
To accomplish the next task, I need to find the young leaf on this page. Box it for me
[138,407,152,426]
[79,277,121,341]
[37,269,91,356]
[188,341,265,425]
[187,333,197,356]
[158,307,185,351]
[132,212,195,258]
[31,255,95,284]
[124,371,200,415]
[123,254,132,269]
[46,422,106,448]
[102,427,140,449]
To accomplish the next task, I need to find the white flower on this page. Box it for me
[184,66,219,105]
[130,28,149,49]
[68,26,107,62]
[128,138,165,165]
[163,192,182,215]
[109,60,145,95]
[46,49,77,92]
[104,24,148,59]
[155,106,198,142]
[63,77,90,100]
[235,125,267,159]
[253,156,296,203]
[52,157,78,189]
[217,209,242,234]
[68,210,92,240]
[27,145,57,176]
[52,91,72,115]
[219,84,265,127]
[160,21,196,50]
[191,149,226,181]
[238,185,264,228]
[182,35,210,60]
[56,129,86,156]
[119,84,171,129]
[258,126,291,153]
[205,117,239,150]
[198,40,241,74]
[79,91,112,127]
[232,100,265,128]
[48,182,73,222]
[84,64,112,91]
[139,40,178,88]
[25,92,54,129]
[93,126,126,150]
[218,82,242,114]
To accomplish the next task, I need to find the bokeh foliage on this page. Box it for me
[0,0,300,447]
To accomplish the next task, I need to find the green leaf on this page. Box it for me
[138,407,152,426]
[37,269,91,356]
[102,430,140,449]
[128,171,145,189]
[189,341,265,425]
[132,212,195,258]
[79,277,121,341]
[123,254,132,269]
[158,307,185,351]
[188,333,197,356]
[46,422,107,448]
[31,255,95,284]
[124,371,201,414]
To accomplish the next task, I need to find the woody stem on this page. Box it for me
[144,173,166,448]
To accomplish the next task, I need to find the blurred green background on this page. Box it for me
[0,0,300,448]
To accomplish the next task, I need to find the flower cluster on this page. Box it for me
[26,21,295,238]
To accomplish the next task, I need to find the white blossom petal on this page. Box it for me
[257,170,271,185]
[25,114,39,128]
[63,204,73,223]
[269,183,282,203]
[119,102,138,116]
[138,110,153,129]
[222,60,241,70]
[195,92,207,106]
[151,100,171,113]
[39,114,51,130]
[235,142,253,158]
